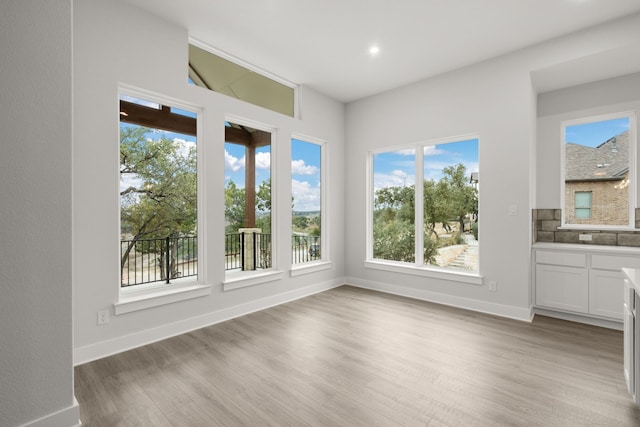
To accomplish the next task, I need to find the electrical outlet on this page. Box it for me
[488,281,497,292]
[508,204,518,216]
[97,309,110,325]
[579,234,592,241]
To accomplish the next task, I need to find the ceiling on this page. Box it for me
[123,0,640,103]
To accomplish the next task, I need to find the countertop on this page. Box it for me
[623,268,640,293]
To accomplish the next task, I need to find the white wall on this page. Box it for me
[537,72,640,209]
[345,13,640,320]
[73,0,345,363]
[0,1,79,426]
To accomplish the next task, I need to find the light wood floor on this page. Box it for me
[75,286,640,426]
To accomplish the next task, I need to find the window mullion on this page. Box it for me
[415,146,424,266]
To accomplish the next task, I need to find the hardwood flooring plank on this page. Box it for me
[76,285,640,426]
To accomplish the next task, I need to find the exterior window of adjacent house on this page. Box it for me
[562,113,635,228]
[291,137,324,265]
[188,41,297,117]
[119,93,199,289]
[224,120,273,273]
[574,191,592,219]
[369,137,479,274]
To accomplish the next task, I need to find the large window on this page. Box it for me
[370,137,479,274]
[224,120,273,272]
[562,113,635,228]
[291,137,324,264]
[119,94,199,288]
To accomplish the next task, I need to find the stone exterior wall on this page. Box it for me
[564,174,629,226]
[533,208,640,247]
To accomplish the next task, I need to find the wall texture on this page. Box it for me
[0,1,79,426]
[73,0,346,364]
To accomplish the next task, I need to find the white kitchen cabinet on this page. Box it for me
[536,264,589,313]
[534,244,640,322]
[590,269,624,320]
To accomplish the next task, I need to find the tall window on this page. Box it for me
[224,120,273,272]
[370,138,479,274]
[119,94,198,287]
[562,113,634,227]
[291,137,323,264]
[372,149,416,262]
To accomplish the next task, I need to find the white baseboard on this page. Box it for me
[74,278,344,365]
[20,398,81,427]
[345,276,533,322]
[533,307,623,330]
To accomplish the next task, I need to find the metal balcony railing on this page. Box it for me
[120,236,197,287]
[121,232,319,286]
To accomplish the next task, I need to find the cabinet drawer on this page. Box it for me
[536,250,586,268]
[592,255,640,271]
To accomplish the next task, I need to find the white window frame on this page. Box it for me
[189,38,299,119]
[290,133,332,276]
[365,135,482,285]
[115,85,210,315]
[223,115,283,290]
[560,111,637,230]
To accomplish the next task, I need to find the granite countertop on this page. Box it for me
[533,242,640,254]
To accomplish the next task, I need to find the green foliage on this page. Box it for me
[472,222,479,240]
[224,178,272,233]
[293,215,309,231]
[120,126,197,241]
[373,163,478,264]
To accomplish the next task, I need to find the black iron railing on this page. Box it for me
[120,236,197,287]
[292,235,321,264]
[225,232,272,271]
[122,233,318,284]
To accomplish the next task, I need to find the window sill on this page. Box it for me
[223,269,284,291]
[558,226,639,232]
[115,281,212,315]
[290,260,332,277]
[364,260,483,285]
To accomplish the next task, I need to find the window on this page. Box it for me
[188,42,296,117]
[224,120,273,272]
[562,113,635,228]
[574,192,592,219]
[119,94,199,288]
[370,137,479,274]
[291,137,323,264]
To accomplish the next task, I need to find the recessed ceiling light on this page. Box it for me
[369,45,380,56]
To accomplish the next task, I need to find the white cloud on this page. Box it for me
[396,148,415,156]
[292,179,320,211]
[255,151,271,169]
[424,146,445,156]
[225,150,245,172]
[374,169,414,191]
[291,159,319,175]
[173,138,196,158]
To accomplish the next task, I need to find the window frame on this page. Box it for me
[290,133,332,276]
[365,135,482,285]
[189,38,299,118]
[223,115,281,290]
[560,111,637,230]
[115,85,209,314]
[574,191,592,219]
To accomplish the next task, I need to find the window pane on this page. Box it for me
[564,116,630,226]
[291,139,322,264]
[424,139,479,273]
[119,95,198,287]
[372,149,416,263]
[224,121,272,271]
[189,44,295,117]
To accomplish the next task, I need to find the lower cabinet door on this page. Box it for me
[535,264,589,314]
[589,269,624,320]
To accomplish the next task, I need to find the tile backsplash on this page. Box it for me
[533,208,640,247]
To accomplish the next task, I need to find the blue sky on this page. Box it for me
[565,117,629,147]
[373,138,479,191]
[225,138,321,212]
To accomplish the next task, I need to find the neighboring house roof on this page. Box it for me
[565,130,628,181]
